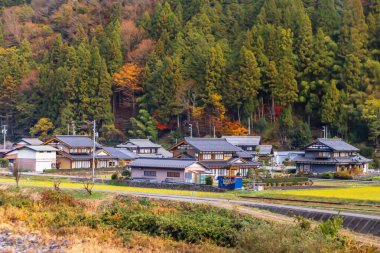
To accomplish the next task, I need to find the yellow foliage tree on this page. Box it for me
[112,63,143,111]
[29,118,54,141]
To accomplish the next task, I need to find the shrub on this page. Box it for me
[111,172,120,180]
[320,172,333,179]
[0,159,9,168]
[40,190,76,207]
[319,215,343,240]
[121,169,131,178]
[333,171,353,180]
[205,176,213,186]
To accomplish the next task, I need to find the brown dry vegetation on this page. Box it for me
[0,186,377,253]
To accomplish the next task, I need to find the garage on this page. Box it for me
[35,161,53,172]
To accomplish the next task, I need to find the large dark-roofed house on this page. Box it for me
[292,138,371,174]
[129,158,211,183]
[169,137,260,177]
[43,135,116,169]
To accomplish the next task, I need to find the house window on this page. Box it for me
[203,153,212,160]
[215,153,223,160]
[109,161,115,167]
[167,172,180,177]
[144,171,156,177]
[247,147,253,151]
[140,148,151,154]
[224,153,232,158]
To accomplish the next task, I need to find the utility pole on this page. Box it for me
[1,125,7,149]
[213,126,216,138]
[189,124,193,138]
[92,120,96,183]
[248,117,251,135]
[71,121,76,135]
[322,126,328,138]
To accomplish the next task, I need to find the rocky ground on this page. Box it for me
[0,231,68,253]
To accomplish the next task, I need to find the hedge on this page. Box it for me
[262,177,308,184]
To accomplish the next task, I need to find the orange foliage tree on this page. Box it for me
[112,63,143,111]
[222,121,248,136]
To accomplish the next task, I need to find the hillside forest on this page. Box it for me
[0,0,379,154]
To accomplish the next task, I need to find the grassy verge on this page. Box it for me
[0,177,239,199]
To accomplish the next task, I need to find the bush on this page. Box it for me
[205,176,213,186]
[333,171,353,180]
[319,215,343,240]
[111,172,120,180]
[40,190,76,207]
[320,172,333,179]
[122,169,131,178]
[0,159,9,168]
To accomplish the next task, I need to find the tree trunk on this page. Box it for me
[272,98,275,122]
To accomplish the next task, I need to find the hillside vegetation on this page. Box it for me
[0,0,379,151]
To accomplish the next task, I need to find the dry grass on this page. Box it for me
[0,190,230,253]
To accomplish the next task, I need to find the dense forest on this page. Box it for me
[0,0,379,153]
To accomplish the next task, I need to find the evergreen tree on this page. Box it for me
[237,46,261,117]
[340,0,368,59]
[315,0,340,36]
[321,80,340,125]
[128,109,158,140]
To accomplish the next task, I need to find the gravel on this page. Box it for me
[0,231,68,253]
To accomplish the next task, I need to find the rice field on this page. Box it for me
[280,186,380,203]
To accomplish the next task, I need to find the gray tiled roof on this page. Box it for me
[58,151,116,160]
[55,135,100,148]
[223,136,261,146]
[119,139,161,148]
[184,137,242,152]
[20,138,43,145]
[130,158,198,169]
[158,147,173,158]
[24,145,58,152]
[317,138,359,152]
[292,154,371,164]
[256,145,273,155]
[236,150,253,158]
[102,147,138,160]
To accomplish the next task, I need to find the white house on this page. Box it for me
[5,145,58,172]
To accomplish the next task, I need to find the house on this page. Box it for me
[116,139,172,158]
[223,136,273,160]
[43,135,117,169]
[102,146,138,167]
[274,151,305,165]
[223,136,261,152]
[15,138,43,147]
[292,138,371,174]
[4,145,58,172]
[129,158,211,183]
[169,137,260,177]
